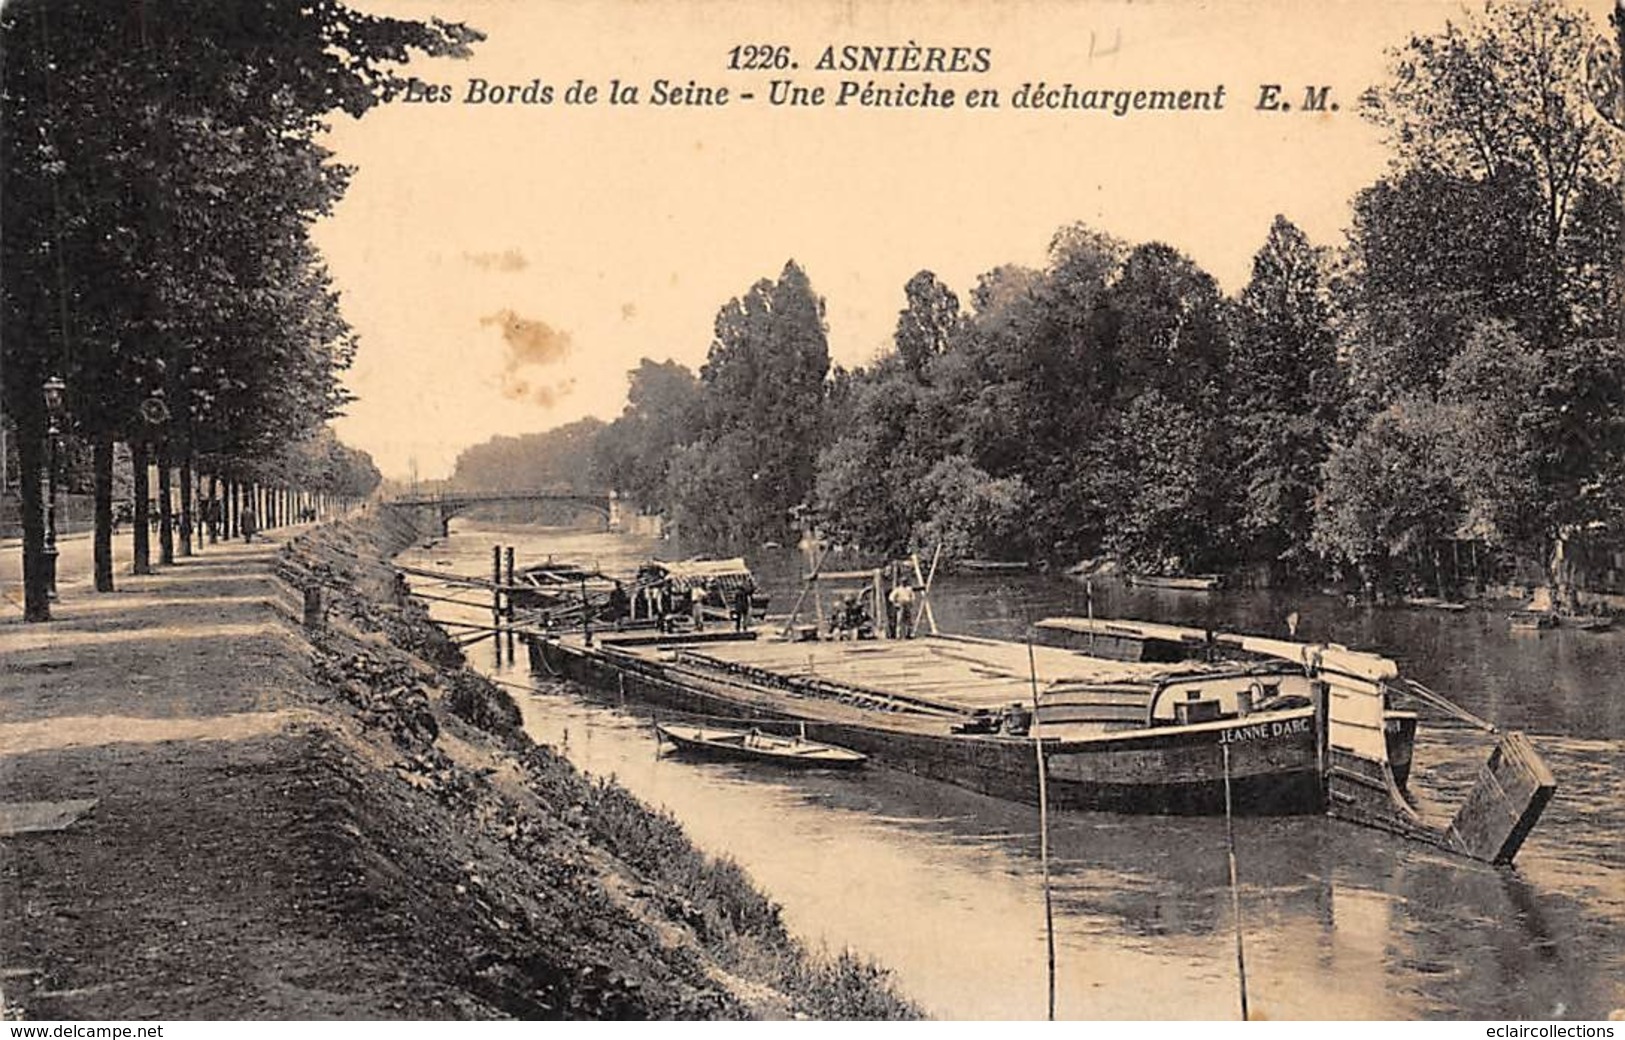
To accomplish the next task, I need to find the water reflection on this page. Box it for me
[400,523,1625,1019]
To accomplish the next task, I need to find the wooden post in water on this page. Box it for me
[872,568,885,640]
[505,546,516,663]
[1221,741,1251,1021]
[1310,680,1330,805]
[492,545,503,667]
[580,576,593,646]
[1026,629,1057,1021]
[1086,577,1095,655]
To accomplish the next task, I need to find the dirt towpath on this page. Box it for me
[0,520,920,1021]
[0,531,457,1018]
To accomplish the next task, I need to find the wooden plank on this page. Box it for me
[1444,732,1557,865]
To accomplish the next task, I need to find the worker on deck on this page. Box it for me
[841,594,873,640]
[888,581,917,639]
[691,580,708,631]
[656,583,672,633]
[733,578,755,632]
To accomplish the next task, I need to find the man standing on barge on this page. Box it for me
[888,581,917,638]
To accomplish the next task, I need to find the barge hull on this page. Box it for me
[531,636,1323,815]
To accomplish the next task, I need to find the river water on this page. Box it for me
[399,522,1625,1020]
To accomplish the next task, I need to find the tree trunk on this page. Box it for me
[207,472,220,544]
[157,445,175,565]
[132,440,152,575]
[179,454,195,557]
[93,432,114,592]
[17,423,50,622]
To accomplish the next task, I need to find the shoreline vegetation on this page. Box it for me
[1,508,921,1020]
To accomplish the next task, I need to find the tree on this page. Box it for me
[894,270,961,377]
[593,359,701,511]
[1096,391,1215,573]
[1341,166,1560,405]
[1092,242,1238,570]
[1362,0,1619,266]
[674,261,831,547]
[1312,401,1466,596]
[946,230,1125,559]
[1441,323,1625,605]
[1230,216,1343,575]
[813,363,932,556]
[1102,241,1229,410]
[451,419,607,494]
[908,457,1032,562]
[1328,0,1625,597]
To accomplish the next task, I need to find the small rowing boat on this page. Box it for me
[1508,609,1558,631]
[955,559,1031,573]
[1125,573,1221,591]
[1560,614,1615,632]
[655,723,868,769]
[1402,596,1469,612]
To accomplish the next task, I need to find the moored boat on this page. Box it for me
[509,559,618,613]
[1124,573,1222,591]
[525,614,1552,863]
[655,723,867,768]
[955,559,1032,573]
[1402,596,1469,612]
[1560,613,1615,632]
[1508,609,1558,630]
[536,623,1413,807]
[632,557,767,627]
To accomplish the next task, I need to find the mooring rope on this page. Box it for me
[1396,677,1498,733]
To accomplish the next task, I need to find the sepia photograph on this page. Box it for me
[3,0,1624,1024]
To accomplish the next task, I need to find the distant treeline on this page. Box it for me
[448,0,1625,603]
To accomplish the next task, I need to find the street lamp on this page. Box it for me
[42,374,65,599]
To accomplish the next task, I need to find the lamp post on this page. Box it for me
[41,374,66,599]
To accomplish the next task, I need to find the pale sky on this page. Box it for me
[314,0,1618,480]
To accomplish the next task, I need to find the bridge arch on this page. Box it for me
[389,489,617,536]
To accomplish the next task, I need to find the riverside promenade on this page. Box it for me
[0,527,460,1017]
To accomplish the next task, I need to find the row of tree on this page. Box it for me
[2,0,475,619]
[449,0,1624,602]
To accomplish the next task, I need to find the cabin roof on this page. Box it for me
[648,557,754,591]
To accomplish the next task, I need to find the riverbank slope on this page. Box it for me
[0,509,918,1019]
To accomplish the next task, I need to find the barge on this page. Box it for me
[525,616,1553,864]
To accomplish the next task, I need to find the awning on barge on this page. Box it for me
[645,557,755,593]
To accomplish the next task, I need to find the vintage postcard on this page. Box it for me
[3,0,1622,1025]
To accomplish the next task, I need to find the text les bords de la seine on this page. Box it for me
[399,42,1336,114]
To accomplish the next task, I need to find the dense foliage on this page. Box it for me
[414,0,1625,598]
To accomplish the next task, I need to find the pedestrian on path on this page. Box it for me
[240,504,258,543]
